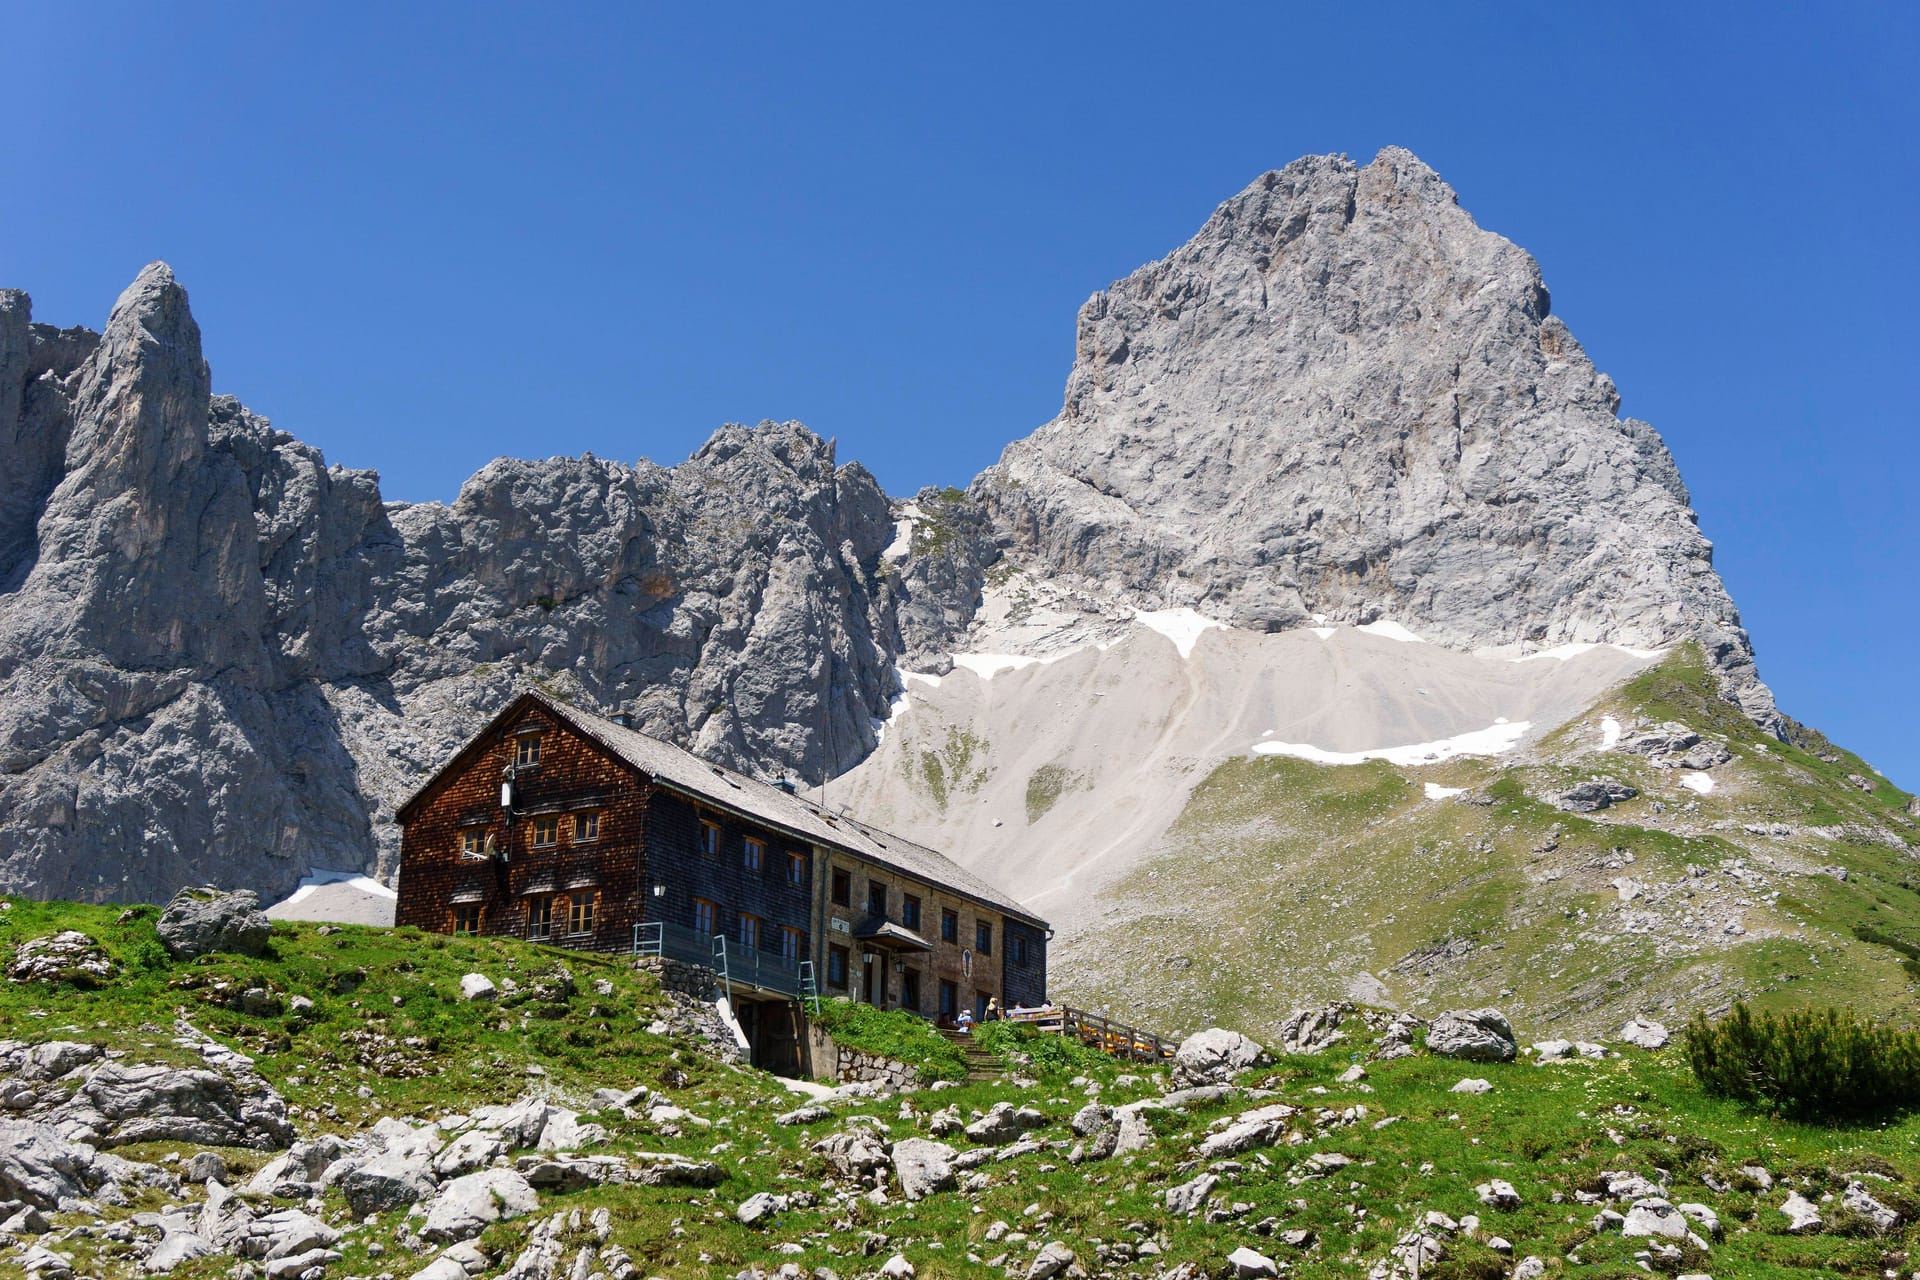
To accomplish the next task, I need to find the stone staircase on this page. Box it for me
[938,1028,1002,1082]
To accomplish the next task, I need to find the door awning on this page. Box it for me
[854,919,933,951]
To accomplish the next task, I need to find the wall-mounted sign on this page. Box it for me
[829,918,851,934]
[962,948,973,978]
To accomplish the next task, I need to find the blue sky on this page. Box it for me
[6,4,1916,785]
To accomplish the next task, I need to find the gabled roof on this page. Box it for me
[398,689,1047,928]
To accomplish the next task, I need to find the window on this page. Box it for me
[867,881,887,917]
[902,894,921,931]
[566,894,595,935]
[743,836,765,872]
[975,990,994,1021]
[531,815,559,847]
[575,811,600,843]
[786,851,808,886]
[976,921,992,955]
[1012,933,1029,966]
[514,734,541,768]
[780,926,805,960]
[827,945,849,989]
[459,829,486,860]
[693,898,717,936]
[453,903,482,935]
[831,868,851,907]
[526,895,553,941]
[939,979,957,1018]
[901,969,921,1011]
[941,909,958,944]
[738,913,760,950]
[698,818,721,857]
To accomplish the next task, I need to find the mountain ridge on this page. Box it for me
[0,147,1797,905]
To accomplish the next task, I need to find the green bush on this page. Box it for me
[811,1000,967,1081]
[1686,1002,1920,1121]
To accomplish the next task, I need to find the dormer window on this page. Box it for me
[514,734,542,768]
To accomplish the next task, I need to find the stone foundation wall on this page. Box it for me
[634,956,720,1001]
[833,1045,923,1090]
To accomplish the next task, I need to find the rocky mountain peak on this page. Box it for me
[975,146,1773,723]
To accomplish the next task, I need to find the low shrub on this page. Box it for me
[811,1000,967,1081]
[1686,1002,1920,1121]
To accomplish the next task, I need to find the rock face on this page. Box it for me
[973,147,1773,723]
[0,268,914,902]
[0,147,1782,900]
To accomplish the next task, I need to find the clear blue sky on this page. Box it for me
[6,5,1916,785]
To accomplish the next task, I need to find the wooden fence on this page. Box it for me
[1003,1004,1177,1064]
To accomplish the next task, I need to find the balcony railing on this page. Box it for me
[634,918,806,998]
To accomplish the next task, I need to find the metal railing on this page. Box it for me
[630,917,806,998]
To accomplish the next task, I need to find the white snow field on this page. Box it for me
[265,869,397,926]
[833,607,1661,934]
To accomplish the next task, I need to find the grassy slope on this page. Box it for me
[1059,646,1920,1045]
[7,914,1920,1278]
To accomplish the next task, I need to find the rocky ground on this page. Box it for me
[5,892,1920,1280]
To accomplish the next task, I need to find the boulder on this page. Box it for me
[237,1209,338,1261]
[144,1229,215,1274]
[1451,1078,1493,1094]
[1069,1103,1113,1137]
[420,1169,539,1243]
[963,1107,1022,1146]
[458,974,496,1002]
[1226,1246,1279,1279]
[156,887,272,959]
[339,1151,437,1217]
[1476,1179,1521,1210]
[812,1127,891,1175]
[1275,1004,1350,1055]
[1621,1197,1688,1239]
[1620,1017,1669,1049]
[60,1061,293,1149]
[1781,1190,1822,1233]
[775,1104,831,1127]
[1554,780,1638,813]
[1172,1027,1267,1086]
[7,933,114,985]
[433,1128,506,1178]
[1165,1172,1217,1216]
[263,1249,343,1279]
[1843,1181,1901,1232]
[182,1152,227,1185]
[736,1190,787,1226]
[1424,1009,1517,1062]
[891,1138,957,1202]
[0,1120,101,1208]
[1026,1242,1077,1280]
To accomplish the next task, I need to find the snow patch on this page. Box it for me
[901,669,944,688]
[1133,607,1227,659]
[1424,782,1468,800]
[1679,773,1716,795]
[1310,627,1337,640]
[1357,619,1424,644]
[1511,642,1667,663]
[1252,720,1532,767]
[1600,716,1622,750]
[951,653,1042,679]
[276,870,395,910]
[881,503,922,560]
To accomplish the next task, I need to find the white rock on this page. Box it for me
[420,1169,539,1243]
[1225,1245,1279,1278]
[1619,1017,1669,1049]
[458,974,496,1002]
[1451,1078,1493,1094]
[1780,1190,1822,1233]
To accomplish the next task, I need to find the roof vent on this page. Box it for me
[609,710,636,729]
[773,778,797,795]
